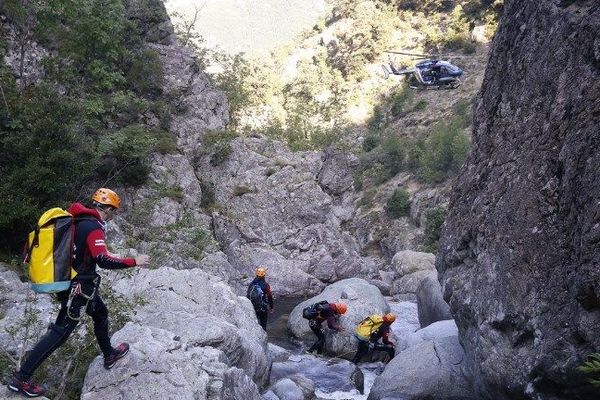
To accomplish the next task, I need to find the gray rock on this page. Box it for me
[317,148,359,195]
[262,391,280,400]
[288,279,389,357]
[2,23,48,86]
[0,386,50,400]
[409,188,449,228]
[352,210,423,260]
[268,343,291,363]
[391,250,435,277]
[271,378,305,400]
[391,269,436,299]
[81,267,269,399]
[399,319,458,351]
[368,335,475,400]
[151,42,229,153]
[226,243,325,297]
[436,2,600,399]
[416,274,452,328]
[388,301,420,347]
[0,264,56,359]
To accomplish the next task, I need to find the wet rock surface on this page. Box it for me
[437,1,600,399]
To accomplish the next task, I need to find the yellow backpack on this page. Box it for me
[355,314,384,341]
[24,208,77,293]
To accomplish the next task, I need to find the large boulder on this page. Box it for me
[367,335,475,400]
[82,323,261,400]
[416,274,452,328]
[398,319,458,352]
[391,250,435,277]
[391,269,436,300]
[269,376,315,400]
[436,1,600,399]
[81,267,269,399]
[388,301,420,346]
[288,279,389,357]
[317,147,360,195]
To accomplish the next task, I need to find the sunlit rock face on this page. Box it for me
[436,1,600,399]
[81,268,269,400]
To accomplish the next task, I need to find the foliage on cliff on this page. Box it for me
[0,0,174,255]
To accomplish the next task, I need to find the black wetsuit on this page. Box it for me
[246,277,274,330]
[308,303,340,354]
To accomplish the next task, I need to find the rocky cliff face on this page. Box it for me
[116,1,435,301]
[437,1,600,399]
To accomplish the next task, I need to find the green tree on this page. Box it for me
[387,188,411,218]
[423,206,448,253]
[578,353,600,387]
[418,119,470,183]
[327,1,396,80]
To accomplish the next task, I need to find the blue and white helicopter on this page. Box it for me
[382,51,464,89]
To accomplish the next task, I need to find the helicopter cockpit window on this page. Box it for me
[445,64,461,74]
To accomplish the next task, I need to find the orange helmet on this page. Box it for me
[335,303,347,315]
[92,188,121,209]
[383,313,396,323]
[255,267,267,278]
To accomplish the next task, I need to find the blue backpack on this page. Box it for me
[248,283,268,310]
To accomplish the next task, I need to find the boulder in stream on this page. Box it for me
[368,335,475,400]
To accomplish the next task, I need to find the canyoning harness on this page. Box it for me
[66,277,100,321]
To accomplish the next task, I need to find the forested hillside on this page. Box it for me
[0,0,176,255]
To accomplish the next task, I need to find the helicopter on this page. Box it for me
[382,51,464,90]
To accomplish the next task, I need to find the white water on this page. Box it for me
[315,362,384,400]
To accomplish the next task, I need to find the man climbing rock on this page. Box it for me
[303,301,347,355]
[352,312,396,364]
[8,188,150,398]
[246,267,274,330]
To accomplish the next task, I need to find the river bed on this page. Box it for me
[265,297,396,400]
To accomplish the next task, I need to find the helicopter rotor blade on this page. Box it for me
[384,50,433,58]
[385,50,474,60]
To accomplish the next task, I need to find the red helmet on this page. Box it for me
[335,303,347,314]
[383,313,396,323]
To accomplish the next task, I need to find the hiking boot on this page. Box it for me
[7,375,46,398]
[104,342,129,369]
